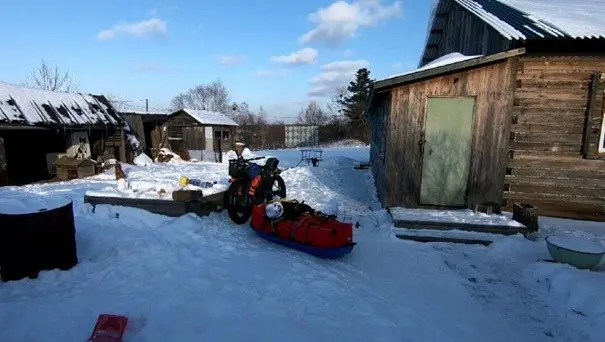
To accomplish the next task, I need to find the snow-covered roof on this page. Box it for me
[372,48,525,93]
[383,53,482,81]
[421,0,605,66]
[0,81,121,127]
[120,110,170,116]
[457,0,605,40]
[443,0,604,40]
[172,108,238,127]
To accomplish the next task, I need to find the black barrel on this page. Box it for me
[0,197,78,282]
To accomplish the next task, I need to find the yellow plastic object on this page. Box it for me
[178,176,189,187]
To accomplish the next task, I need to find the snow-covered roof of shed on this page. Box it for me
[172,108,238,126]
[373,48,526,92]
[120,110,171,115]
[0,81,121,127]
[383,53,482,81]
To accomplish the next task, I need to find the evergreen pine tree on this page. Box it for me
[337,68,374,143]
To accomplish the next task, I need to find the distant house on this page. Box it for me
[119,110,170,158]
[366,0,605,221]
[163,108,238,162]
[0,81,125,185]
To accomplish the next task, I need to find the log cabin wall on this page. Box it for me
[504,55,605,221]
[384,58,517,209]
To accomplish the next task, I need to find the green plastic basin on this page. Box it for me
[545,235,605,270]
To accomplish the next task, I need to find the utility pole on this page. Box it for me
[145,99,149,112]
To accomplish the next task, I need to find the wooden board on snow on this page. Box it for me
[84,191,225,218]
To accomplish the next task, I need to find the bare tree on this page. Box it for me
[170,79,232,115]
[297,100,329,126]
[104,93,129,112]
[24,60,78,92]
[232,102,267,126]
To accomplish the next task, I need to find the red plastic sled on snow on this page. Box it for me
[88,314,128,342]
[250,201,356,258]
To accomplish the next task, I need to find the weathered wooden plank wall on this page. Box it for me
[385,58,516,208]
[182,126,206,150]
[504,56,605,220]
[368,92,390,205]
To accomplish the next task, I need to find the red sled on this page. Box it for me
[250,203,356,258]
[88,314,128,342]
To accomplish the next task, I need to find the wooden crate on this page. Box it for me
[54,157,96,180]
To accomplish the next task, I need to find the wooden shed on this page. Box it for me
[163,108,238,162]
[367,0,605,221]
[119,111,169,159]
[0,81,125,186]
[367,47,605,221]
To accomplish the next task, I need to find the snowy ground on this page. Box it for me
[0,146,604,341]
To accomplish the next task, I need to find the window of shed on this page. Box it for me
[214,130,230,140]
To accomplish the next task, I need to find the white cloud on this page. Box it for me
[217,55,246,65]
[308,59,369,97]
[133,63,175,73]
[97,18,167,40]
[299,0,402,45]
[270,48,318,65]
[254,69,289,77]
[391,62,403,70]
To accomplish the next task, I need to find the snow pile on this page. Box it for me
[523,262,605,341]
[525,263,605,317]
[155,148,183,163]
[133,153,154,167]
[84,160,229,200]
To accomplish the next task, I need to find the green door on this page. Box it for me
[419,97,475,206]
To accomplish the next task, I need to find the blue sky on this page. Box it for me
[0,0,433,122]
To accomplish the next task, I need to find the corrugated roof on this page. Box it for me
[456,0,605,40]
[496,0,605,39]
[173,108,238,126]
[448,0,605,40]
[0,81,121,127]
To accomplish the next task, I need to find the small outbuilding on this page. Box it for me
[0,81,126,185]
[366,0,605,222]
[163,108,238,162]
[119,110,169,159]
